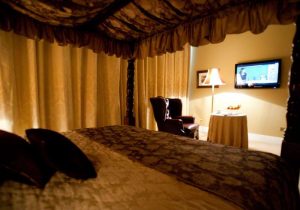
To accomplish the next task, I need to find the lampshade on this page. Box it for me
[203,68,225,86]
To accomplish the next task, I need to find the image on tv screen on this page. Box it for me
[235,59,280,88]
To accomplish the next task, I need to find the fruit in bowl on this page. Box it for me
[227,104,241,110]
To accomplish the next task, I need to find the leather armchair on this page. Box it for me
[150,96,199,138]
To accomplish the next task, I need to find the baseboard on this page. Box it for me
[248,133,283,145]
[198,126,283,145]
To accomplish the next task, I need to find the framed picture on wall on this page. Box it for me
[196,70,219,88]
[197,70,209,88]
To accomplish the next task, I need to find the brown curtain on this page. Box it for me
[0,30,190,135]
[134,1,299,58]
[134,44,190,130]
[0,30,127,136]
[1,1,298,59]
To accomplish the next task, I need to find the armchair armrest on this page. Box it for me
[174,116,195,123]
[164,119,185,135]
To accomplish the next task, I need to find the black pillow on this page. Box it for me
[0,130,55,188]
[26,128,97,180]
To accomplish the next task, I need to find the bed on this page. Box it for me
[0,0,299,182]
[1,125,299,210]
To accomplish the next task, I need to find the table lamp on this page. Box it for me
[203,68,225,113]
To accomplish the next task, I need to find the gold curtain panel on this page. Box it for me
[0,0,299,59]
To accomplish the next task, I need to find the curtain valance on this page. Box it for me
[0,0,299,59]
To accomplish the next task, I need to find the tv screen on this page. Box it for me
[235,59,281,89]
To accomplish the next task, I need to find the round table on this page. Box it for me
[207,114,248,149]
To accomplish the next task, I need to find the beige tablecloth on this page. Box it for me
[208,114,248,148]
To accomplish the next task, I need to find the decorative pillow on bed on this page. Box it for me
[0,130,55,188]
[26,128,97,180]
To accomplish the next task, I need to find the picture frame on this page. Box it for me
[197,70,209,88]
[196,70,219,88]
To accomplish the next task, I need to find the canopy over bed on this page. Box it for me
[0,0,298,58]
[0,0,299,174]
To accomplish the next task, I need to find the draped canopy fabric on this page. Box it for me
[0,0,299,59]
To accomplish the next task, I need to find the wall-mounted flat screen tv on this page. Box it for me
[235,59,281,89]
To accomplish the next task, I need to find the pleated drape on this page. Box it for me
[0,30,127,136]
[0,30,190,135]
[134,44,190,130]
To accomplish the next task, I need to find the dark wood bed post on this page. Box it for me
[281,16,300,179]
[124,58,136,126]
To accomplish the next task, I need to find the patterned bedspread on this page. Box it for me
[0,126,240,210]
[75,125,300,210]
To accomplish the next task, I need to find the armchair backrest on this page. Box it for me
[168,98,182,118]
[150,96,168,130]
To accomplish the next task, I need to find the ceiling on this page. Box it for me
[0,0,299,58]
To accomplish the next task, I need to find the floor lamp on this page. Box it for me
[203,68,225,113]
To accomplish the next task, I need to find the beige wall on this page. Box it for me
[188,24,295,137]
